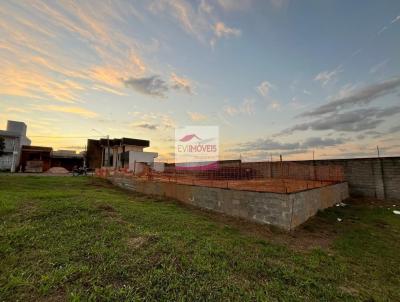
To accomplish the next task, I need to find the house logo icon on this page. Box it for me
[179,134,202,142]
[175,126,219,170]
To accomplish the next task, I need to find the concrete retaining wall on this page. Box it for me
[107,175,348,230]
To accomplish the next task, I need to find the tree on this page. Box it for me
[0,137,5,156]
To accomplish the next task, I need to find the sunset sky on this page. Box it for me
[1,0,400,161]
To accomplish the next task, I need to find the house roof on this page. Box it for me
[21,145,53,152]
[99,137,150,148]
[0,130,20,138]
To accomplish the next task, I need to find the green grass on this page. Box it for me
[0,176,399,301]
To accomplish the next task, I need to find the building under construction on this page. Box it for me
[96,159,348,230]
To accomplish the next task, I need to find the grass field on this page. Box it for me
[0,176,399,301]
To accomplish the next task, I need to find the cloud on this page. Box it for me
[36,105,98,118]
[170,73,194,94]
[129,111,176,130]
[282,106,400,135]
[210,21,241,47]
[314,65,343,87]
[199,0,213,13]
[388,125,400,134]
[92,84,127,96]
[149,0,241,48]
[377,26,388,35]
[223,105,238,116]
[270,100,280,110]
[230,136,344,153]
[123,73,195,97]
[369,59,390,74]
[240,98,256,115]
[223,98,255,116]
[376,14,400,36]
[0,0,153,105]
[391,15,400,24]
[302,137,344,148]
[123,75,169,97]
[60,145,85,150]
[217,0,253,11]
[214,22,241,38]
[232,139,300,152]
[187,111,208,121]
[5,107,28,113]
[256,81,274,97]
[256,80,280,110]
[302,77,400,117]
[149,0,209,43]
[133,122,158,130]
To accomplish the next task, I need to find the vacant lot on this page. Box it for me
[0,176,399,301]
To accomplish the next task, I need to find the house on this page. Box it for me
[86,137,158,172]
[51,150,84,171]
[0,121,31,172]
[20,146,52,172]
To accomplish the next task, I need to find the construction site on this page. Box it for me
[96,160,349,230]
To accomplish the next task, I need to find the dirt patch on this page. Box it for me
[97,204,116,212]
[46,167,69,174]
[126,236,147,249]
[151,176,335,193]
[88,178,115,189]
[126,235,158,250]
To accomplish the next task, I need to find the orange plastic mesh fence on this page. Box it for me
[96,161,344,193]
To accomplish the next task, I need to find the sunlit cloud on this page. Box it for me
[187,111,208,121]
[256,81,274,98]
[92,85,127,96]
[129,111,177,130]
[213,22,241,38]
[170,73,194,94]
[223,99,255,116]
[256,81,280,110]
[34,105,98,118]
[0,0,150,103]
[149,0,241,48]
[314,65,343,87]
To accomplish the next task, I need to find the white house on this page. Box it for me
[127,151,159,173]
[93,137,159,173]
[0,121,31,172]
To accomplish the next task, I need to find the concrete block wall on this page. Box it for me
[290,183,349,228]
[293,157,400,200]
[107,174,348,230]
[381,158,400,199]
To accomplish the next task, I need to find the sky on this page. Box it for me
[1,0,400,162]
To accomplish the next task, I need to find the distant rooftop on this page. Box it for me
[22,145,53,152]
[98,137,150,148]
[0,130,20,137]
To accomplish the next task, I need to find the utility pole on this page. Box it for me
[10,137,17,173]
[376,145,380,158]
